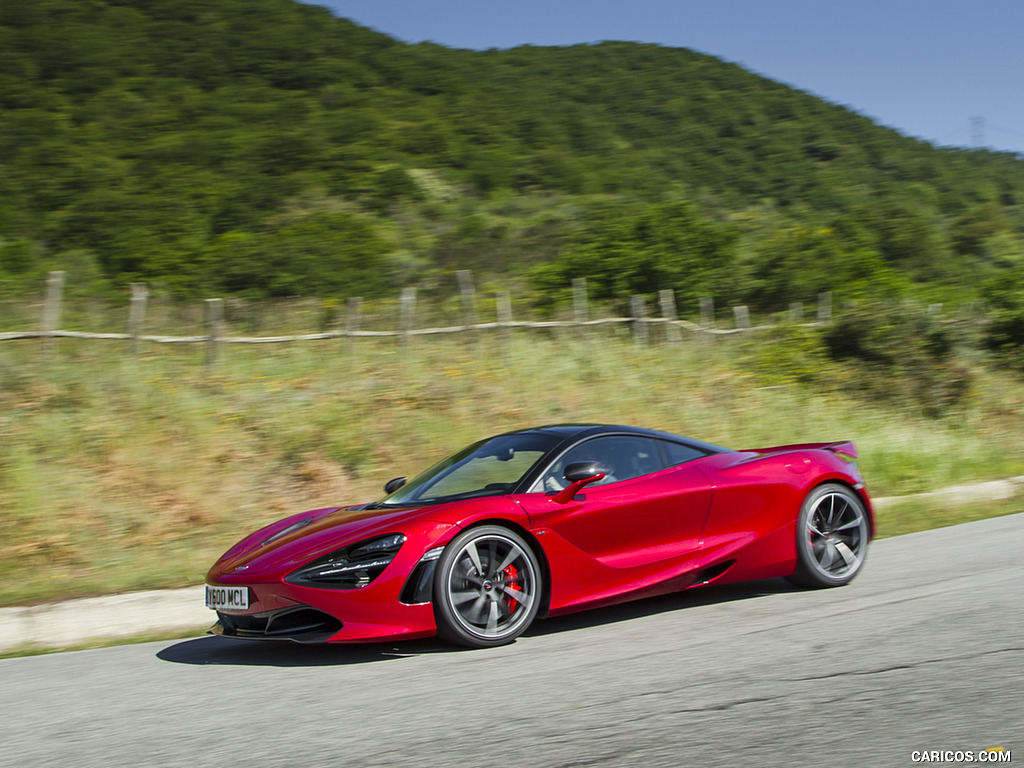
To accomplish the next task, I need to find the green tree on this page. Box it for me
[204,211,393,299]
[531,199,738,309]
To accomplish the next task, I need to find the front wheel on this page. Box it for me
[789,483,869,588]
[433,525,542,648]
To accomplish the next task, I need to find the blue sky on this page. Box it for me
[310,0,1024,155]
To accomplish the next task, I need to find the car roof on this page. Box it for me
[504,423,733,454]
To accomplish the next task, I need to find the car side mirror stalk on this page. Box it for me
[384,476,408,495]
[551,462,607,504]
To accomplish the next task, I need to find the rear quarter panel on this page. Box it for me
[699,449,867,584]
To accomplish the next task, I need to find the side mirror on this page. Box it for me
[551,461,608,504]
[384,476,408,495]
[564,461,608,483]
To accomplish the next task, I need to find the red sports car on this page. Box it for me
[205,424,874,648]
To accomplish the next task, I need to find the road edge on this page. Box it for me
[3,475,1023,655]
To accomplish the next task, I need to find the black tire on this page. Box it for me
[433,525,542,648]
[788,483,869,588]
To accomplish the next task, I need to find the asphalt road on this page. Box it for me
[3,513,1022,768]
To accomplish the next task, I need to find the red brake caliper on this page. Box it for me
[503,564,522,612]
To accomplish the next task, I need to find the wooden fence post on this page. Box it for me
[699,296,715,344]
[572,277,588,340]
[817,292,833,324]
[733,305,750,330]
[630,295,648,348]
[128,283,148,356]
[495,290,512,347]
[659,289,682,344]
[456,270,478,327]
[42,270,65,355]
[398,287,416,346]
[205,298,223,366]
[345,297,362,345]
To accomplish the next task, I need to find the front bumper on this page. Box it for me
[211,605,342,643]
[206,524,452,643]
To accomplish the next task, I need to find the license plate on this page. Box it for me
[205,585,249,611]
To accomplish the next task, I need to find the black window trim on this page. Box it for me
[525,432,697,494]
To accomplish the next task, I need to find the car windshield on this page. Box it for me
[380,433,559,506]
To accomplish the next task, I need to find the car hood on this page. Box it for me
[208,497,517,579]
[210,505,433,575]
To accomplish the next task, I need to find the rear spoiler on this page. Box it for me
[741,441,859,460]
[824,441,858,461]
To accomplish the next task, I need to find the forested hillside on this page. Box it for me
[1,0,1023,314]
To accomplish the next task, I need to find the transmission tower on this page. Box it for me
[971,116,985,148]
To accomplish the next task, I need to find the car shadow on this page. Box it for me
[155,635,452,667]
[524,576,795,637]
[156,577,795,667]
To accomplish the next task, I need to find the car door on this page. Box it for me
[513,436,713,602]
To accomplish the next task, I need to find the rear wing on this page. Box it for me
[740,440,859,461]
[824,441,858,461]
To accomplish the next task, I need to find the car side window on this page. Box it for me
[659,440,707,467]
[536,436,664,492]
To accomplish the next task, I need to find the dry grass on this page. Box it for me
[2,326,1022,606]
[873,493,1024,539]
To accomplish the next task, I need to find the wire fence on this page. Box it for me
[3,270,835,363]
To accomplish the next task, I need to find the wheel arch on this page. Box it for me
[452,517,553,619]
[812,475,876,539]
[789,478,872,588]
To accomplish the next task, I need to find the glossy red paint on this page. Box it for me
[206,497,527,643]
[514,459,713,614]
[205,426,874,646]
[550,471,606,504]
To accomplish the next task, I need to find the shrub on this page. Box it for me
[821,300,969,416]
[983,270,1024,369]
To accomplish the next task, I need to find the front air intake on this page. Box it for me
[213,606,342,642]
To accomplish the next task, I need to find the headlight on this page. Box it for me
[285,534,406,589]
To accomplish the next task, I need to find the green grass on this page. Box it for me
[874,493,1024,538]
[0,626,211,661]
[1,326,1022,607]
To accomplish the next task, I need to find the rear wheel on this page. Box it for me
[433,525,542,648]
[789,483,869,588]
